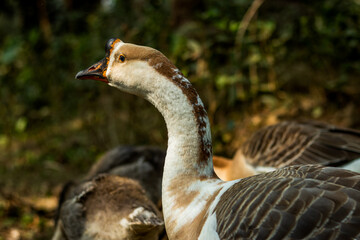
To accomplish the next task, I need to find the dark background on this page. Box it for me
[0,0,359,238]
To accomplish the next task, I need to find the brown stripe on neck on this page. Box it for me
[146,51,213,171]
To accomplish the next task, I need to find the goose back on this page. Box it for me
[242,121,360,169]
[213,165,360,239]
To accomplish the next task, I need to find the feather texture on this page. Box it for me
[214,121,360,181]
[215,165,360,239]
[243,121,360,168]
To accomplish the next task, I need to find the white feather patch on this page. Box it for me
[198,213,220,240]
[341,158,360,173]
[253,165,277,174]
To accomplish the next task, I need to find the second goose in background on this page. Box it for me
[52,145,166,240]
[214,120,360,180]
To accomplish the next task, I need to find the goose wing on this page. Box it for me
[241,121,360,168]
[214,165,360,239]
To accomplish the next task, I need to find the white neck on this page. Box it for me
[137,67,220,238]
[144,68,215,180]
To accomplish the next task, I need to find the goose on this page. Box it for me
[213,121,360,181]
[76,38,360,239]
[52,174,164,240]
[52,145,165,240]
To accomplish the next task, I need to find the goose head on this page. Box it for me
[76,38,177,99]
[76,38,214,179]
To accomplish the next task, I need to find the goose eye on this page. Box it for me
[119,54,126,63]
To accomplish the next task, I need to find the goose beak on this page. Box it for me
[75,58,108,83]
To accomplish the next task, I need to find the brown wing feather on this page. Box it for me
[241,121,360,168]
[214,165,360,239]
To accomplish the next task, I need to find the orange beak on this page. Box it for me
[75,57,108,83]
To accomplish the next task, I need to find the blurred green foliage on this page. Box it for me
[0,0,359,238]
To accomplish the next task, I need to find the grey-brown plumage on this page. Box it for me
[215,165,360,239]
[242,121,360,168]
[53,174,163,240]
[52,145,166,240]
[86,145,166,204]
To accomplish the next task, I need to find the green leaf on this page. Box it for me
[15,117,27,133]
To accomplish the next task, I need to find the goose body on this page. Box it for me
[76,38,360,239]
[52,146,165,240]
[52,174,163,240]
[213,121,360,181]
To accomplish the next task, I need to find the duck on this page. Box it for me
[76,38,360,239]
[52,145,165,240]
[52,174,164,240]
[213,120,360,181]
